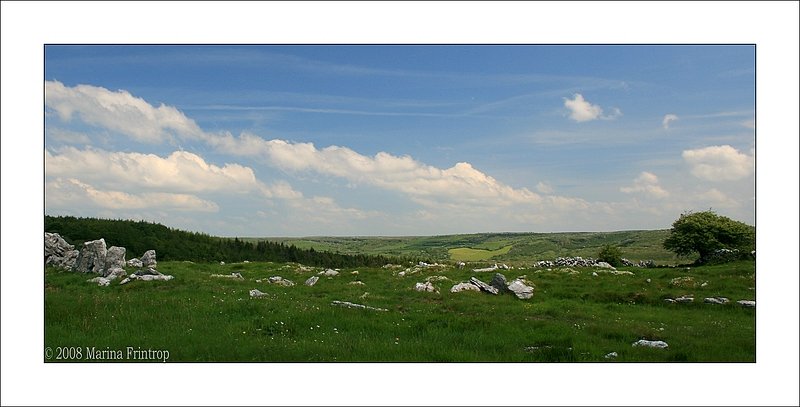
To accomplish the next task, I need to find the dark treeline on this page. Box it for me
[44,215,416,268]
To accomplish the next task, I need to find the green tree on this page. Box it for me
[663,211,754,263]
[597,244,623,267]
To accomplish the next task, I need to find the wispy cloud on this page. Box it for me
[662,114,679,129]
[620,171,669,198]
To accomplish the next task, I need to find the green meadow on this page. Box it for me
[44,258,755,362]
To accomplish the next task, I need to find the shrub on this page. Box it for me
[597,245,623,267]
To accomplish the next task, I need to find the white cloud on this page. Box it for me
[695,188,740,208]
[45,80,204,143]
[536,181,554,194]
[45,178,219,212]
[564,93,603,122]
[620,171,669,198]
[45,147,262,194]
[46,128,91,144]
[662,114,679,129]
[682,145,754,181]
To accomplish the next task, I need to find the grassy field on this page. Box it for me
[44,259,755,362]
[260,230,684,265]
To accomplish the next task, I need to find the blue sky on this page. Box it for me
[44,45,755,236]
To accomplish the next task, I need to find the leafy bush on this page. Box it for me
[663,211,754,264]
[597,245,623,267]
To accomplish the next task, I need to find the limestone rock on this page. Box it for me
[134,274,173,282]
[450,282,480,293]
[319,269,339,277]
[425,275,450,282]
[211,272,243,279]
[106,267,127,280]
[473,264,499,272]
[704,297,730,305]
[141,250,157,269]
[127,258,143,268]
[249,289,268,298]
[414,281,437,292]
[674,296,694,303]
[507,279,534,300]
[305,276,319,286]
[331,300,387,312]
[737,300,756,308]
[87,276,111,286]
[490,273,508,293]
[268,276,284,283]
[138,267,162,276]
[73,239,107,274]
[595,262,616,270]
[104,246,126,276]
[348,281,365,286]
[469,277,499,295]
[632,339,668,349]
[44,232,80,270]
[604,352,618,359]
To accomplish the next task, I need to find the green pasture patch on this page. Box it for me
[448,245,513,261]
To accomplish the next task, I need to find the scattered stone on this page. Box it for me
[304,276,319,286]
[595,262,616,270]
[664,298,676,304]
[632,339,668,349]
[106,267,127,280]
[219,261,225,265]
[348,281,365,286]
[704,297,730,305]
[398,271,406,277]
[700,281,709,287]
[469,277,499,295]
[592,272,598,277]
[211,272,244,280]
[141,250,157,269]
[319,269,339,277]
[450,282,481,293]
[604,352,618,359]
[119,277,132,285]
[268,276,284,283]
[135,274,173,282]
[507,278,534,300]
[359,292,369,299]
[456,261,466,269]
[87,276,111,286]
[490,273,509,293]
[351,271,359,275]
[670,276,696,288]
[646,278,651,283]
[268,276,294,286]
[382,264,403,269]
[249,289,267,298]
[425,275,450,283]
[737,300,756,308]
[73,238,107,274]
[596,269,634,276]
[127,258,143,268]
[44,232,80,269]
[414,281,437,293]
[331,300,387,312]
[674,296,694,303]
[138,267,162,276]
[473,264,499,272]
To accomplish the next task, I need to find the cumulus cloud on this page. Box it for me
[662,114,679,129]
[208,133,544,209]
[46,178,219,212]
[563,93,620,122]
[620,171,669,198]
[695,188,740,208]
[45,148,261,193]
[45,80,204,143]
[682,145,754,181]
[536,181,554,194]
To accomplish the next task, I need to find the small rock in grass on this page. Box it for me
[604,352,618,359]
[450,282,480,293]
[507,279,534,300]
[304,276,319,286]
[414,281,437,292]
[592,272,598,277]
[704,297,729,305]
[469,277,499,295]
[674,295,694,303]
[249,289,267,298]
[632,339,668,349]
[737,300,756,308]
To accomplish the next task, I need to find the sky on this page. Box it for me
[43,45,756,237]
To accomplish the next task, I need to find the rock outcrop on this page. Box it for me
[73,239,107,274]
[44,232,80,269]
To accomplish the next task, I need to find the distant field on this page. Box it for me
[449,245,513,261]
[258,230,685,266]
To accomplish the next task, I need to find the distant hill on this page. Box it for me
[264,229,683,265]
[44,216,407,267]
